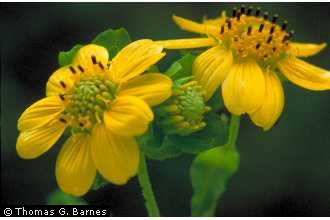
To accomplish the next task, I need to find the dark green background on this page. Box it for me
[2,3,330,216]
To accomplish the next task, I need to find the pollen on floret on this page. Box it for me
[216,5,294,63]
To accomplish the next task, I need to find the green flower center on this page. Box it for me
[61,76,117,133]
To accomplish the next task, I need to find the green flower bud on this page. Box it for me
[157,80,211,136]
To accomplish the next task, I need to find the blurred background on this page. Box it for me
[1,3,330,216]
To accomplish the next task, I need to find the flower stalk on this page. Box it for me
[138,153,161,217]
[226,114,240,148]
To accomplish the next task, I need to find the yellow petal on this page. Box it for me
[73,44,109,75]
[278,56,330,90]
[249,70,285,131]
[56,134,96,196]
[119,73,172,107]
[18,96,64,131]
[173,14,206,34]
[104,96,153,136]
[193,46,233,101]
[91,124,139,185]
[288,42,327,57]
[109,39,165,83]
[156,38,217,50]
[16,120,66,159]
[46,66,79,97]
[222,59,265,115]
[172,15,219,36]
[203,12,227,26]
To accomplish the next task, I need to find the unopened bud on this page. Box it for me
[157,80,210,136]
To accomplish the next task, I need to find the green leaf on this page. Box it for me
[137,123,182,161]
[47,189,88,205]
[91,172,108,190]
[92,28,131,58]
[57,28,131,67]
[165,53,196,80]
[138,112,229,160]
[191,146,240,216]
[168,112,229,154]
[58,44,82,67]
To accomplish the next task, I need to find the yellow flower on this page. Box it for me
[157,7,330,131]
[16,39,172,196]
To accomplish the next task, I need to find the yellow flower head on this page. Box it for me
[16,39,172,196]
[157,6,330,131]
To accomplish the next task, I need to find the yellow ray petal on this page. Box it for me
[73,44,109,75]
[16,120,66,159]
[18,96,64,131]
[46,66,78,97]
[193,46,233,101]
[222,59,266,115]
[56,134,96,196]
[203,12,227,26]
[156,38,217,50]
[173,14,207,34]
[119,73,172,107]
[91,124,139,185]
[288,42,327,57]
[109,39,165,83]
[249,70,285,131]
[278,56,330,90]
[173,15,219,36]
[104,96,153,137]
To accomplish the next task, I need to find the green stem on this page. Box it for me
[137,153,160,217]
[226,114,240,148]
